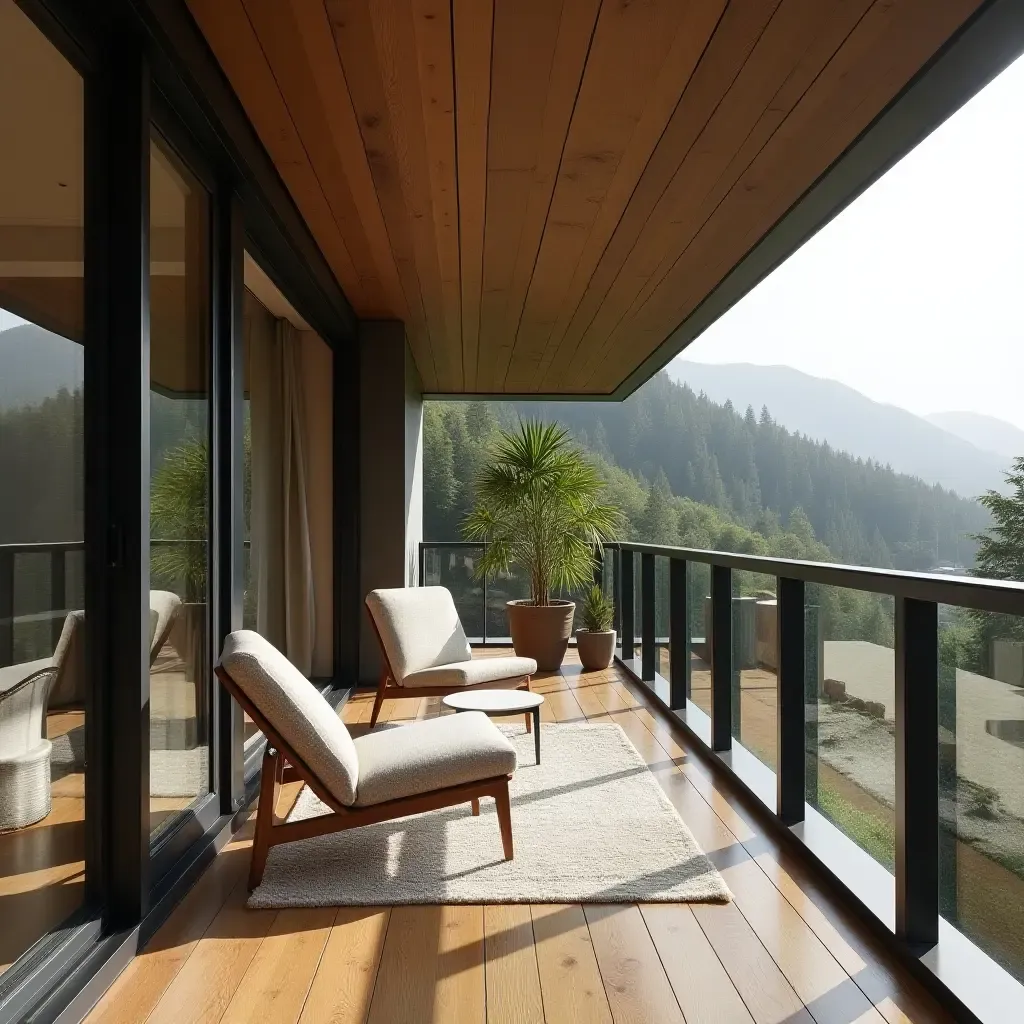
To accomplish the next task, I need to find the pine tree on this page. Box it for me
[639,471,680,545]
[972,457,1024,582]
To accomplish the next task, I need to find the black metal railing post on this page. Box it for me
[620,548,634,661]
[418,541,425,586]
[612,547,621,638]
[0,547,13,666]
[777,577,805,824]
[669,557,688,709]
[641,552,655,681]
[895,596,939,947]
[710,564,732,751]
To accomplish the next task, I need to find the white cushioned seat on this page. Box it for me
[403,655,538,689]
[366,587,537,686]
[352,711,516,807]
[221,630,360,806]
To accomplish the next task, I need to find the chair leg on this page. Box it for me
[523,676,532,732]
[249,747,279,890]
[369,672,389,728]
[471,797,480,816]
[495,779,514,860]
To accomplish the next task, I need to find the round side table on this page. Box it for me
[442,689,545,764]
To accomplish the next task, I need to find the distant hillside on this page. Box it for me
[496,371,988,572]
[926,410,1024,462]
[0,324,82,410]
[667,359,1007,499]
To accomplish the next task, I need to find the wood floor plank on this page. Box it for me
[145,880,279,1024]
[692,901,813,1024]
[366,904,484,1024]
[219,907,335,1024]
[531,904,613,1024]
[622,696,944,1022]
[543,686,587,723]
[640,903,754,1024]
[484,904,544,1024]
[721,858,885,1023]
[84,843,249,1024]
[583,903,685,1024]
[298,908,390,1024]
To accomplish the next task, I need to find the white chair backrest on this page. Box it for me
[149,590,181,661]
[365,586,472,682]
[49,610,85,709]
[220,630,359,806]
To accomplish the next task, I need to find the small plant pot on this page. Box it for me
[507,599,575,672]
[576,629,617,671]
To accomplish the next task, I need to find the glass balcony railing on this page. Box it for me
[419,537,1024,1009]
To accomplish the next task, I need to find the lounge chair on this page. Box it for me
[365,586,537,728]
[216,630,518,890]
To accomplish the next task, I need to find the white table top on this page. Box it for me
[442,689,545,713]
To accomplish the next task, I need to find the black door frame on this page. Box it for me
[1,1,359,1020]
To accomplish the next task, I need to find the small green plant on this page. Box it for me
[580,585,614,633]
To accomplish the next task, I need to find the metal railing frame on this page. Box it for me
[603,539,1024,1019]
[418,536,1024,1019]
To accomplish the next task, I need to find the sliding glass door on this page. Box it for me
[147,132,213,840]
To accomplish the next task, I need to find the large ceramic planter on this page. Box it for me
[576,629,617,671]
[507,599,575,672]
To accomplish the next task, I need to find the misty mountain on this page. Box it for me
[667,359,1007,499]
[925,410,1024,463]
[0,324,83,411]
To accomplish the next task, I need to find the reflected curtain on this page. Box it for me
[249,316,315,674]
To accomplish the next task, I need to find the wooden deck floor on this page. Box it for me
[84,653,954,1024]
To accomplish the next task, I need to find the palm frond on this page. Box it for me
[462,420,623,603]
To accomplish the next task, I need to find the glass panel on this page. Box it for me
[939,606,1024,983]
[689,562,712,717]
[0,0,86,972]
[149,133,211,838]
[805,584,895,872]
[423,545,486,642]
[733,570,778,770]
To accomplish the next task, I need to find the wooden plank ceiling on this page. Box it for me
[187,0,983,395]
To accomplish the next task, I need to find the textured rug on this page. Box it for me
[249,722,731,908]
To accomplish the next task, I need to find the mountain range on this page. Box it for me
[668,359,1014,499]
[924,410,1024,461]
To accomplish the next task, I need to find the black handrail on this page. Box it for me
[602,541,1024,616]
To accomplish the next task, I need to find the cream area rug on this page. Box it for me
[249,722,731,908]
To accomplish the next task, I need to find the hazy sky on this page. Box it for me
[678,53,1024,431]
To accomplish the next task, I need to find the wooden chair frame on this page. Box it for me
[214,666,514,890]
[366,608,532,729]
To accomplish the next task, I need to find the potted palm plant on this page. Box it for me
[464,421,621,671]
[576,585,617,671]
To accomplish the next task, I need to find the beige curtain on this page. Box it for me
[250,316,315,674]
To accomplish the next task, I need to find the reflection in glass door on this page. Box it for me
[0,0,88,974]
[148,133,212,838]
